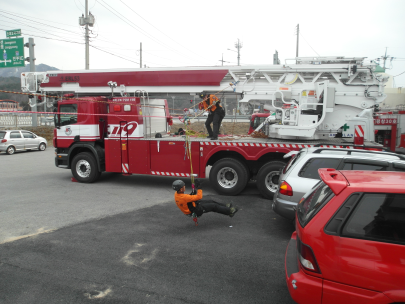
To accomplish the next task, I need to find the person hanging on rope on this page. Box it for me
[199,92,225,140]
[173,179,238,218]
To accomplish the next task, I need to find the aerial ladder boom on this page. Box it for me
[21,56,387,140]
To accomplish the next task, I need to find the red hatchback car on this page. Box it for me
[285,169,405,304]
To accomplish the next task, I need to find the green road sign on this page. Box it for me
[0,37,25,68]
[6,29,21,37]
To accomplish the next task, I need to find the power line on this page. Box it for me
[299,31,320,57]
[393,71,405,77]
[0,10,82,36]
[89,45,139,64]
[0,9,78,28]
[95,0,171,50]
[119,0,212,64]
[0,28,84,45]
[95,0,210,65]
[0,14,83,42]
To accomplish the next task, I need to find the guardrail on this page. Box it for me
[172,114,251,123]
[0,113,54,128]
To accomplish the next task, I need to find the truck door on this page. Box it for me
[150,140,200,177]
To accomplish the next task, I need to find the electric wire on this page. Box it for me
[95,0,210,65]
[0,28,84,45]
[0,10,83,37]
[95,0,174,50]
[299,31,320,57]
[119,0,212,65]
[0,9,78,28]
[0,14,84,42]
[89,44,167,66]
[393,71,405,77]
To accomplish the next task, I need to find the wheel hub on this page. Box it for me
[265,171,279,193]
[76,160,91,178]
[217,167,238,188]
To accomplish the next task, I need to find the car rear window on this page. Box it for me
[283,151,303,174]
[342,193,405,245]
[0,131,5,139]
[297,181,334,227]
[298,158,341,179]
[341,163,387,171]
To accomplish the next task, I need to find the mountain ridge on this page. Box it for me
[0,64,59,78]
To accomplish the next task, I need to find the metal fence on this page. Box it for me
[0,112,249,128]
[0,113,54,128]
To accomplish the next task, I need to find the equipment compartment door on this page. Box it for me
[150,140,200,177]
[120,121,130,174]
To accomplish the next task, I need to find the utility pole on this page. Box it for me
[140,42,142,68]
[219,53,229,66]
[273,50,280,65]
[235,39,243,66]
[79,0,95,69]
[25,38,37,127]
[382,47,394,70]
[296,24,299,60]
[85,0,89,69]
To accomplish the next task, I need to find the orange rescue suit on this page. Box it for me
[174,189,203,215]
[203,95,221,112]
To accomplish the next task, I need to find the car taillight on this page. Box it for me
[298,238,321,273]
[1,139,7,143]
[279,181,293,196]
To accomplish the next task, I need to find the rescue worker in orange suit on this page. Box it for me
[199,92,225,140]
[173,180,238,218]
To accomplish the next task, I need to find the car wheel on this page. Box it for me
[6,146,16,155]
[39,143,46,151]
[71,152,101,183]
[209,158,248,195]
[256,161,286,199]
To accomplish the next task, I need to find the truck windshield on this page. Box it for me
[252,116,267,129]
[58,104,78,126]
[297,181,334,227]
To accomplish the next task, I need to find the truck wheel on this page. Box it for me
[209,158,248,196]
[256,161,286,199]
[71,152,100,183]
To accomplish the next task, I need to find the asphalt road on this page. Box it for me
[0,148,296,304]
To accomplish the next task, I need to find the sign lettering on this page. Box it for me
[60,76,80,82]
[0,37,24,68]
[108,121,139,137]
[6,29,21,37]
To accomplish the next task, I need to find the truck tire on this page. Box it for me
[209,158,248,196]
[71,152,101,183]
[256,161,286,199]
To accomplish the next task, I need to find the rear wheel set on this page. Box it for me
[256,161,286,199]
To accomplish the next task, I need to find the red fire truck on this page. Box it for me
[21,57,386,198]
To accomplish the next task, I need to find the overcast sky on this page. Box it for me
[1,0,405,87]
